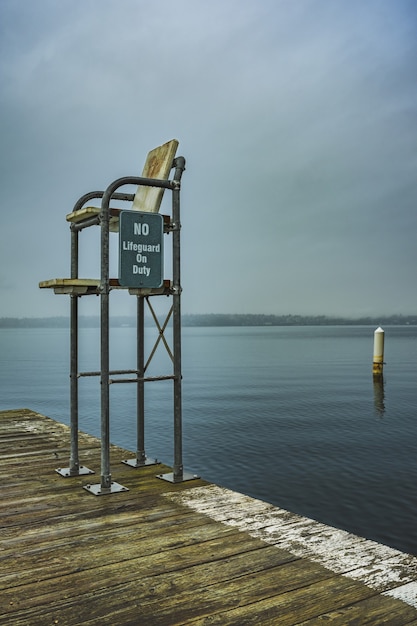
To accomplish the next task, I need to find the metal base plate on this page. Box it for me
[83,481,129,496]
[56,465,94,477]
[121,457,160,468]
[157,471,200,484]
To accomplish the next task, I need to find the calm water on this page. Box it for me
[1,324,416,555]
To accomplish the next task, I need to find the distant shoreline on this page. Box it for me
[1,314,416,328]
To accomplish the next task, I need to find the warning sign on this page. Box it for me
[119,211,164,288]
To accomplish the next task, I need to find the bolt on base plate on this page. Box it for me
[56,466,94,477]
[83,481,129,496]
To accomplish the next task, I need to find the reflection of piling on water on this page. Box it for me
[373,326,384,378]
[373,376,385,416]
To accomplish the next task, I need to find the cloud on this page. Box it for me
[0,0,416,317]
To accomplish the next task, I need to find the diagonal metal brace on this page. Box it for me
[145,298,174,370]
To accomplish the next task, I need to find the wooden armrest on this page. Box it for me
[39,279,100,295]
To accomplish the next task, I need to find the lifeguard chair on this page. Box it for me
[40,139,198,494]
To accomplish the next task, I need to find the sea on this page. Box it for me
[1,324,416,556]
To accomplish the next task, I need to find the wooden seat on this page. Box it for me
[65,139,178,231]
[40,140,179,295]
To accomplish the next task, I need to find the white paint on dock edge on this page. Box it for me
[164,484,417,609]
[384,582,417,608]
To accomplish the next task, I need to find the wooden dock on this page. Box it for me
[1,408,417,625]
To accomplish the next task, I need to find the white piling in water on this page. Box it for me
[373,326,385,377]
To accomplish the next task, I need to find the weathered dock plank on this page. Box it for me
[1,408,417,625]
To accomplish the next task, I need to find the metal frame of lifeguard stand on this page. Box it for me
[41,156,198,494]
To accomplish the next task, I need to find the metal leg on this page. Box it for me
[158,164,198,484]
[84,188,127,495]
[122,296,159,468]
[56,233,93,478]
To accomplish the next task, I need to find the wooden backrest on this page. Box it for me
[132,139,179,213]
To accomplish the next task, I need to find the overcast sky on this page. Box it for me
[1,0,416,318]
